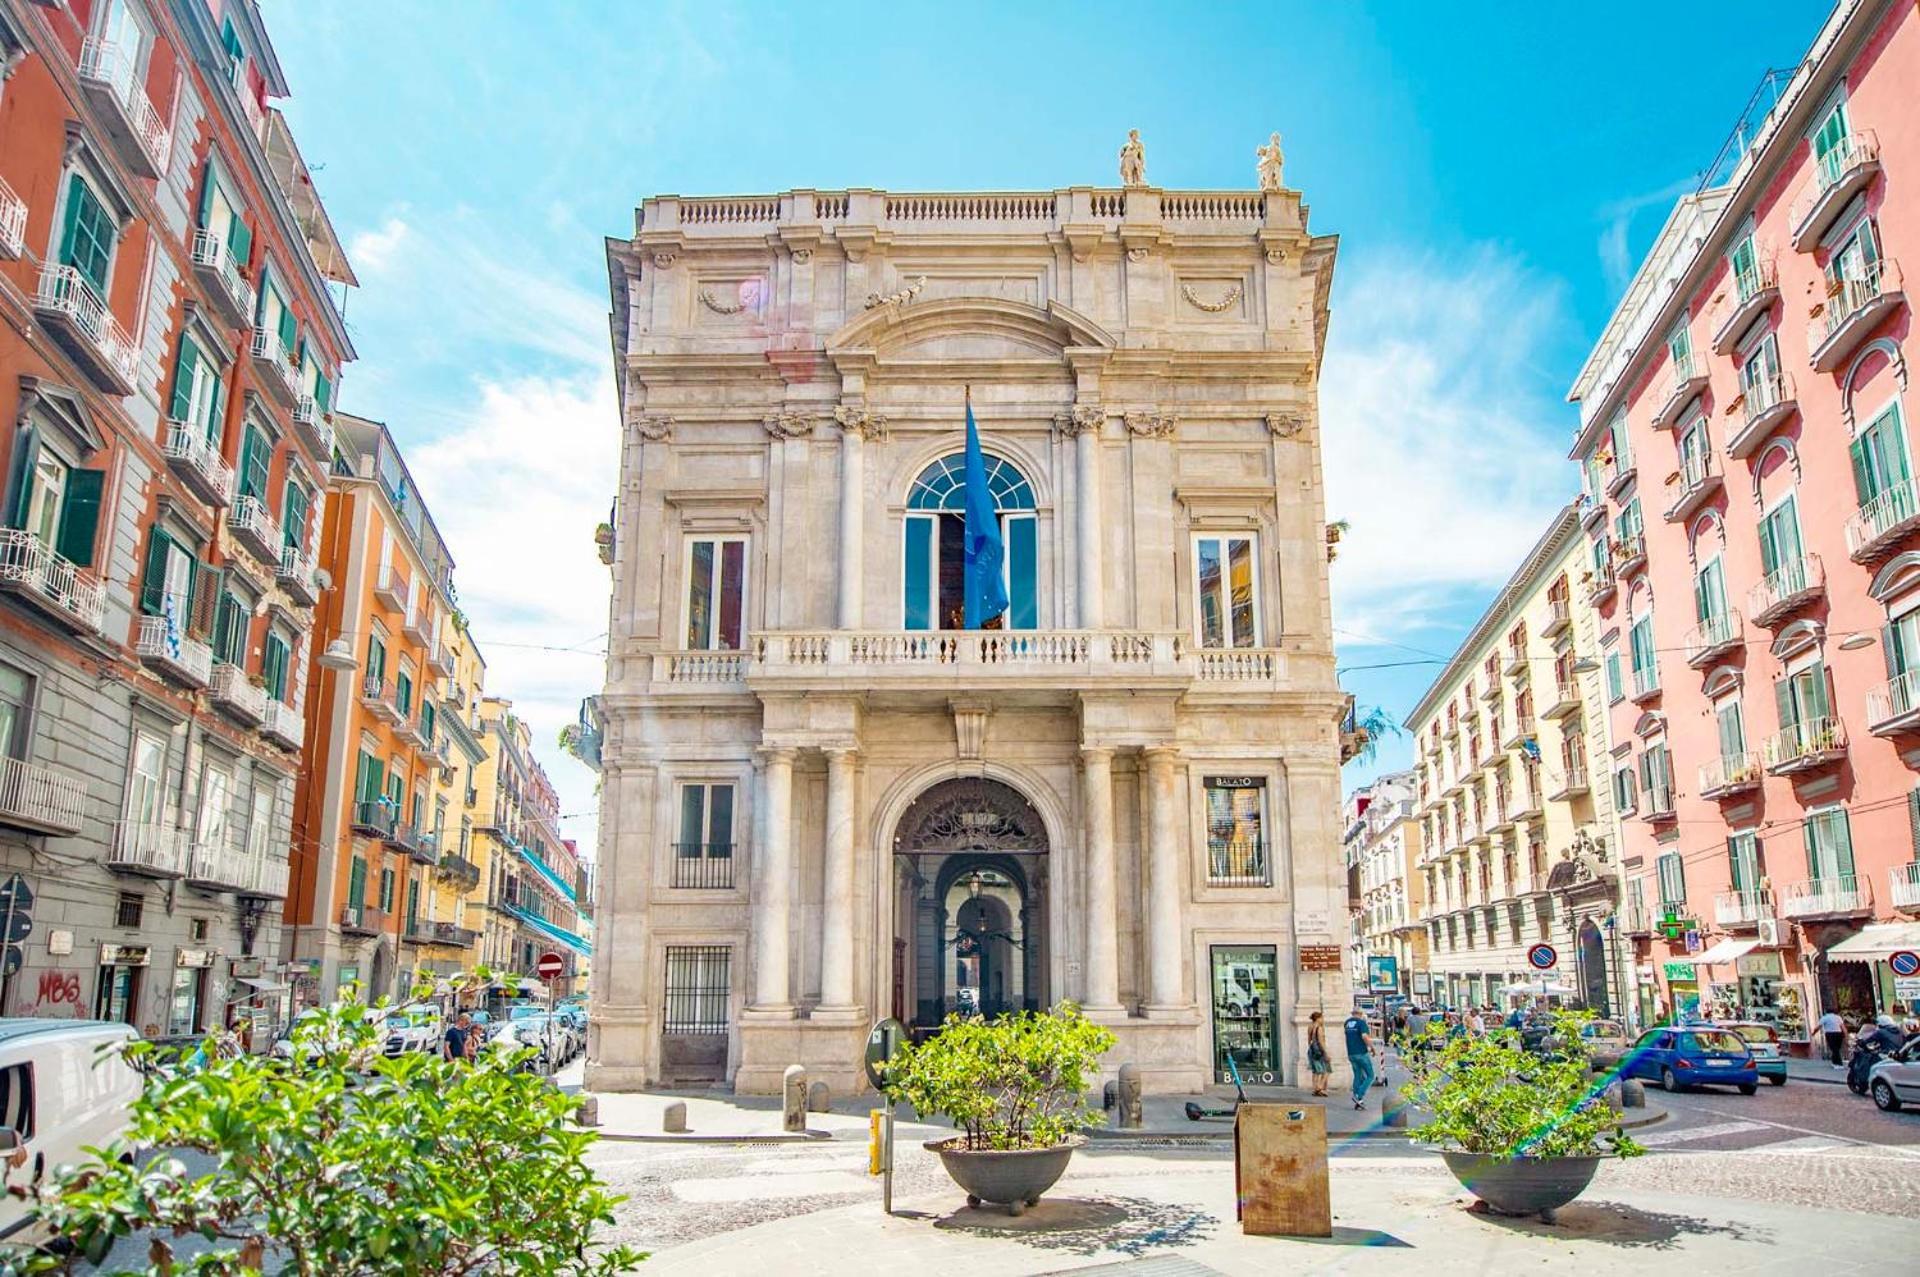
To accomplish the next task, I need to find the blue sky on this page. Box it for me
[261,0,1827,843]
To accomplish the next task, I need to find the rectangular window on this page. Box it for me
[167,968,203,1037]
[1204,774,1267,886]
[396,670,413,716]
[1629,614,1657,693]
[198,763,233,853]
[1849,401,1912,519]
[1639,745,1673,812]
[167,335,223,441]
[262,631,290,701]
[1740,331,1781,402]
[0,664,31,762]
[1804,807,1855,882]
[1613,765,1637,815]
[1656,851,1686,909]
[1715,698,1747,759]
[1775,660,1831,730]
[1607,413,1632,472]
[1694,556,1728,624]
[673,782,736,888]
[366,634,387,686]
[685,537,747,651]
[1728,235,1759,302]
[1666,321,1694,375]
[114,892,143,929]
[1758,495,1804,582]
[347,856,367,916]
[282,481,309,553]
[57,172,115,295]
[1604,651,1624,703]
[245,784,271,863]
[1812,95,1852,180]
[1728,831,1761,895]
[379,866,395,913]
[238,425,270,503]
[1194,534,1259,649]
[662,945,731,1034]
[211,589,248,667]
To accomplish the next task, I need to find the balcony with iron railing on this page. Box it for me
[291,396,336,462]
[1709,254,1780,353]
[240,855,289,900]
[77,38,171,177]
[424,920,479,949]
[426,640,456,679]
[209,663,267,726]
[0,529,107,635]
[360,676,404,726]
[1867,669,1920,737]
[1810,259,1906,373]
[1545,763,1589,802]
[671,844,736,889]
[1541,680,1581,721]
[260,698,303,752]
[162,421,235,507]
[1542,595,1572,638]
[1714,889,1775,929]
[134,615,212,689]
[1748,553,1823,626]
[1698,751,1763,799]
[1612,533,1648,579]
[33,265,138,394]
[339,904,386,938]
[1892,862,1920,913]
[0,176,25,259]
[249,327,300,408]
[1728,372,1798,459]
[350,799,397,839]
[1763,716,1846,775]
[1207,838,1269,888]
[403,606,432,645]
[1683,610,1742,667]
[189,230,252,327]
[1790,131,1881,250]
[226,494,280,564]
[1780,874,1871,919]
[107,820,188,878]
[435,852,482,891]
[1629,661,1661,705]
[1605,457,1637,498]
[184,832,252,893]
[1843,475,1920,563]
[1664,450,1723,522]
[1652,352,1711,430]
[0,755,87,837]
[276,544,321,607]
[373,565,409,612]
[1584,560,1617,607]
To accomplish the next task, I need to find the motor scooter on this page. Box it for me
[1847,1039,1892,1095]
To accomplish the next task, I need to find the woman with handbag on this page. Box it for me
[1307,1010,1332,1096]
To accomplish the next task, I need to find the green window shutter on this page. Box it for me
[139,529,172,616]
[349,856,366,910]
[227,215,252,268]
[240,427,269,500]
[263,633,289,700]
[378,868,393,912]
[1804,816,1821,880]
[1850,435,1875,504]
[1909,789,1920,859]
[196,159,216,230]
[1834,811,1855,878]
[422,702,436,738]
[278,305,296,354]
[282,482,308,550]
[3,425,39,530]
[314,373,332,415]
[204,366,224,445]
[54,469,104,567]
[406,878,419,924]
[1774,677,1796,730]
[254,265,270,326]
[168,340,198,423]
[59,176,114,296]
[367,636,385,684]
[1807,662,1832,721]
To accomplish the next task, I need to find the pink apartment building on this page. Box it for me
[1569,0,1919,1048]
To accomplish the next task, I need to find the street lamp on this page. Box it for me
[1838,631,1877,651]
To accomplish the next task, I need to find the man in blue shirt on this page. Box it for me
[1343,1006,1377,1109]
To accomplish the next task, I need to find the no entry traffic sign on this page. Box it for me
[1527,943,1558,971]
[1890,949,1920,978]
[535,950,567,980]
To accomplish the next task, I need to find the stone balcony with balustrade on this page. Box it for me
[1780,874,1871,919]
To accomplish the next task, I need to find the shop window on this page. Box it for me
[1203,774,1267,886]
[167,967,203,1037]
[1209,945,1279,1085]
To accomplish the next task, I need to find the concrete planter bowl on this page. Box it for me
[1438,1151,1601,1221]
[927,1135,1084,1215]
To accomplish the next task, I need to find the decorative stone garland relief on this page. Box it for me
[699,278,768,315]
[1180,281,1244,313]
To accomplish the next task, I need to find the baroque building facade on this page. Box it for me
[1342,772,1425,998]
[587,178,1348,1095]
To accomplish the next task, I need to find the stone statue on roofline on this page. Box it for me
[1257,132,1285,191]
[1119,129,1147,187]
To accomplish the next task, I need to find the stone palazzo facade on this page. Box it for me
[588,182,1347,1095]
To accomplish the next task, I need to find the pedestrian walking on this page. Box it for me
[1306,1011,1332,1097]
[1819,1008,1845,1067]
[1344,1005,1379,1111]
[1465,1007,1485,1036]
[444,1012,473,1063]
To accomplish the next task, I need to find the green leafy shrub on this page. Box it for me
[886,1002,1114,1151]
[1401,1009,1644,1160]
[8,975,642,1274]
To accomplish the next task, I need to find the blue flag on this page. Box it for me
[962,400,1009,628]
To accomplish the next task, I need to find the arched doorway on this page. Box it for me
[1577,919,1610,1016]
[892,777,1049,1028]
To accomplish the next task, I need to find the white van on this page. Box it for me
[0,1019,143,1243]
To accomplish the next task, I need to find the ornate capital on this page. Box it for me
[1054,404,1104,438]
[1266,248,1286,265]
[1264,412,1304,439]
[762,411,816,440]
[1123,411,1177,440]
[791,247,813,264]
[651,251,677,270]
[635,413,673,442]
[1125,246,1149,263]
[832,404,891,441]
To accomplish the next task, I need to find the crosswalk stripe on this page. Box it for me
[1636,1119,1770,1147]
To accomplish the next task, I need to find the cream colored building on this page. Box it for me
[1407,503,1627,1013]
[1342,773,1425,996]
[408,620,489,979]
[588,173,1350,1096]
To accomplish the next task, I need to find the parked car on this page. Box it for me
[1620,1026,1759,1094]
[1718,1021,1788,1086]
[383,1010,444,1057]
[0,1020,144,1244]
[1868,1040,1920,1112]
[271,1007,388,1067]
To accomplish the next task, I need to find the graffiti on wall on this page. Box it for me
[10,969,84,1018]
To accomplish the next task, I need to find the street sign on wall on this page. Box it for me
[1889,949,1920,978]
[1527,943,1558,971]
[1298,945,1344,972]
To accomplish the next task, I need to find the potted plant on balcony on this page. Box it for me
[1403,1009,1643,1221]
[887,1002,1114,1216]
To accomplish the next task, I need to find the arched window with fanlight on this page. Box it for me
[903,453,1037,630]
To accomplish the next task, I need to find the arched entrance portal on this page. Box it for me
[892,777,1050,1028]
[1577,919,1610,1016]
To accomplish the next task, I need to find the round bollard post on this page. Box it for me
[1117,1063,1143,1129]
[783,1064,809,1132]
[1381,1084,1409,1128]
[1619,1077,1646,1108]
[808,1080,830,1113]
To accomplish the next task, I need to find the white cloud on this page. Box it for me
[1322,246,1577,644]
[347,215,411,275]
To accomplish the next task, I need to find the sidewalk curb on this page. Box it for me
[590,1129,834,1144]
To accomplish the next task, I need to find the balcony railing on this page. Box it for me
[77,38,171,177]
[672,844,736,889]
[1629,662,1660,703]
[1542,596,1571,638]
[1714,889,1774,928]
[292,396,336,460]
[1867,670,1920,736]
[1843,475,1920,562]
[276,544,321,607]
[1663,450,1723,522]
[350,800,397,839]
[1545,764,1589,801]
[1584,561,1617,606]
[1207,838,1269,888]
[1810,259,1906,373]
[1612,533,1647,578]
[435,852,482,890]
[1698,751,1762,798]
[0,176,25,258]
[1780,875,1870,918]
[134,614,213,689]
[0,529,107,634]
[209,663,267,726]
[260,698,303,752]
[1763,716,1847,774]
[339,905,386,938]
[1892,862,1920,912]
[403,606,432,644]
[1641,782,1675,821]
[426,641,456,679]
[1748,553,1823,626]
[189,230,251,325]
[426,920,479,948]
[34,265,138,394]
[1683,610,1742,667]
[184,834,251,892]
[163,422,235,506]
[1624,899,1652,935]
[0,755,87,836]
[1710,254,1780,353]
[1728,373,1797,458]
[240,855,289,900]
[1652,352,1711,429]
[107,821,188,878]
[373,565,409,611]
[249,327,300,407]
[1790,131,1881,249]
[227,494,280,563]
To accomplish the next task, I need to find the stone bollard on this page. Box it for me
[783,1064,809,1133]
[1103,1080,1118,1111]
[1116,1063,1143,1129]
[1381,1085,1410,1128]
[663,1100,688,1134]
[808,1080,830,1113]
[1619,1077,1646,1109]
[576,1095,600,1128]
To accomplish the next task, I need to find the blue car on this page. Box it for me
[1620,1026,1760,1094]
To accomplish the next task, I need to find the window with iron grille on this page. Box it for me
[674,784,736,889]
[115,892,143,929]
[663,946,730,1035]
[1204,775,1268,885]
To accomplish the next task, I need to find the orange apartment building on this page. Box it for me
[0,0,350,1038]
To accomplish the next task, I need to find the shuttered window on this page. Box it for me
[58,173,115,295]
[238,426,270,502]
[262,631,290,702]
[1656,852,1686,908]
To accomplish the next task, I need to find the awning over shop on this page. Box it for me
[1826,922,1920,964]
[231,977,290,995]
[1692,938,1759,965]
